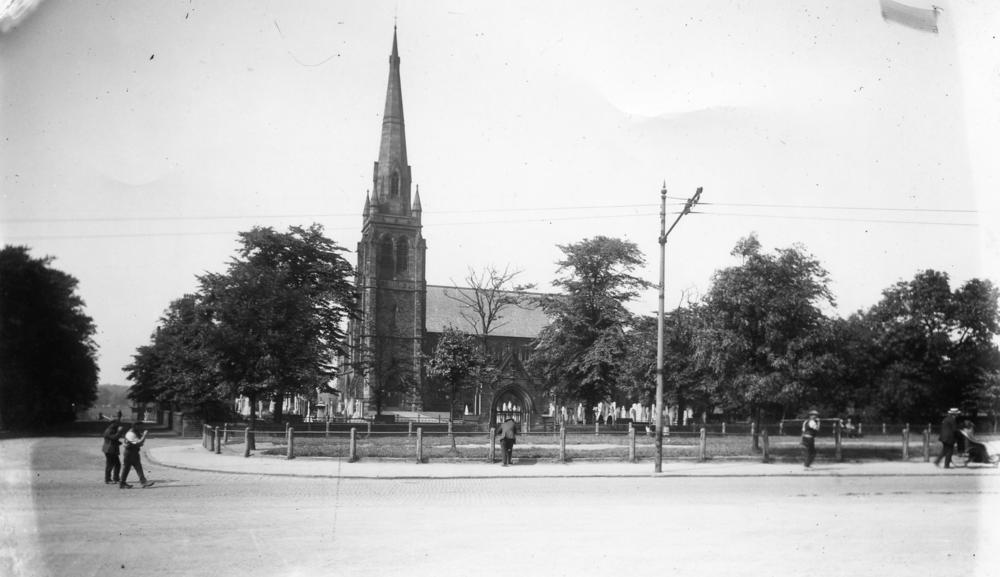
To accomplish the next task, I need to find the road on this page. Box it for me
[2,437,998,577]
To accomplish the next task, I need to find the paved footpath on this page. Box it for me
[150,440,1000,479]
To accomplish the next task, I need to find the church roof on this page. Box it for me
[425,284,551,339]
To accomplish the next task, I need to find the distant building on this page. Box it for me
[337,29,550,428]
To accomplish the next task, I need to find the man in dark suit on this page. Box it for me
[102,421,124,484]
[496,417,518,466]
[934,408,961,468]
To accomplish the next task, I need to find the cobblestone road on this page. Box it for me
[2,437,998,577]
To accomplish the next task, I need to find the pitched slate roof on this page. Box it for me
[424,284,551,338]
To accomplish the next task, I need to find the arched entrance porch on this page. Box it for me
[490,385,535,432]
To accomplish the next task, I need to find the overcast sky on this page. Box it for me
[2,0,998,386]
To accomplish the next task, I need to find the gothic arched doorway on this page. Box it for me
[490,385,534,431]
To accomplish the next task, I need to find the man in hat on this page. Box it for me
[495,416,518,466]
[934,408,961,468]
[801,410,820,468]
[101,420,124,484]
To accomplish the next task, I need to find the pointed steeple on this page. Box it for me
[363,190,371,214]
[372,26,411,214]
[412,185,421,214]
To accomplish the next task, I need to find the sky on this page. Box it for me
[2,0,998,386]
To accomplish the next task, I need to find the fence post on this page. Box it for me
[408,421,413,438]
[901,425,909,460]
[489,429,496,463]
[214,427,221,454]
[628,426,636,463]
[835,420,842,462]
[779,421,784,436]
[699,427,707,462]
[595,420,599,436]
[751,421,758,451]
[722,422,726,436]
[202,425,207,449]
[762,428,770,463]
[181,419,187,438]
[325,420,330,438]
[223,423,229,444]
[367,420,372,438]
[858,422,863,437]
[416,427,423,464]
[244,427,251,458]
[922,427,930,462]
[882,423,887,435]
[349,427,357,462]
[559,425,567,462]
[286,427,295,460]
[448,420,454,447]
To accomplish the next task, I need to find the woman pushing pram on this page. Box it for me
[958,423,1000,467]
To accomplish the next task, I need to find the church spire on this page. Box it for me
[371,26,411,214]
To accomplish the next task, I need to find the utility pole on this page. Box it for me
[655,184,702,473]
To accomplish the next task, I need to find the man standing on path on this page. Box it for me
[120,422,155,488]
[934,408,960,469]
[801,410,820,468]
[101,420,124,484]
[496,417,518,466]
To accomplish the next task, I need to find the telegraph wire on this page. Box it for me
[0,200,980,225]
[3,208,981,242]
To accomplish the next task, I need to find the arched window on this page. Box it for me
[377,236,394,278]
[390,170,399,196]
[395,238,408,274]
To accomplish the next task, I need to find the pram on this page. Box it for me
[958,429,1000,467]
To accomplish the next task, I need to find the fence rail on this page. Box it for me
[198,422,987,464]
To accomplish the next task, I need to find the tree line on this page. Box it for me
[526,234,1000,425]
[2,227,998,430]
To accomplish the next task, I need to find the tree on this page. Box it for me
[528,236,650,418]
[693,235,834,421]
[443,264,536,411]
[426,327,485,423]
[0,246,99,429]
[622,303,713,423]
[124,294,228,420]
[198,225,357,423]
[864,271,1000,420]
[444,264,536,350]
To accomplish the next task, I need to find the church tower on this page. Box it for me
[348,28,427,412]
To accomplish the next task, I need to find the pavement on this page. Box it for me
[148,440,1000,479]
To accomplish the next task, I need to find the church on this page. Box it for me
[336,30,550,429]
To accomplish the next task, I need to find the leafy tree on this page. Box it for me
[621,305,709,423]
[865,271,1000,420]
[0,246,98,429]
[528,236,650,418]
[693,234,834,421]
[124,294,228,420]
[198,225,357,423]
[426,327,485,423]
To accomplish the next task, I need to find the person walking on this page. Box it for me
[496,416,518,466]
[801,410,820,468]
[934,408,960,469]
[102,420,124,484]
[120,422,155,489]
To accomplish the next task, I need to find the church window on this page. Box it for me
[396,238,408,274]
[390,170,399,196]
[377,236,394,278]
